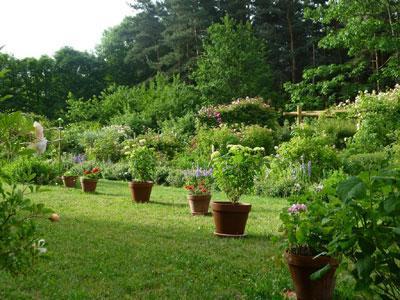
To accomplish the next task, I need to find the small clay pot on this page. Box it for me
[62,175,78,188]
[211,201,251,237]
[285,251,339,300]
[80,178,98,193]
[128,181,153,203]
[188,194,211,215]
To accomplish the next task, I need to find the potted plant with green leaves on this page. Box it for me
[280,192,340,300]
[125,141,156,203]
[80,167,101,193]
[211,145,263,237]
[183,167,213,215]
[61,169,79,188]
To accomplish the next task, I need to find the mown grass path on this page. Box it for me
[0,180,353,299]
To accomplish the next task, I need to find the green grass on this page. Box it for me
[0,180,354,299]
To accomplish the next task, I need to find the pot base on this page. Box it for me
[214,232,247,238]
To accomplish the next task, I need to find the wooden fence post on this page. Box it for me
[296,105,302,125]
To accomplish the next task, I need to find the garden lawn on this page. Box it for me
[0,180,353,299]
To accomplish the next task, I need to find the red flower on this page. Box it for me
[92,167,100,173]
[185,185,194,190]
[83,170,91,175]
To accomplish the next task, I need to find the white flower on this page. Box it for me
[274,146,279,150]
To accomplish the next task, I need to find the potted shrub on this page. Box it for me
[125,142,156,203]
[61,169,79,188]
[183,167,213,215]
[280,195,339,300]
[80,167,101,193]
[211,145,263,237]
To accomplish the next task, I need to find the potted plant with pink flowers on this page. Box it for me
[280,195,339,300]
[183,167,213,215]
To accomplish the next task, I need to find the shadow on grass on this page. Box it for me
[149,200,187,208]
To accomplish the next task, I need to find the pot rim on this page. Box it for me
[80,177,98,182]
[211,201,251,206]
[285,250,339,267]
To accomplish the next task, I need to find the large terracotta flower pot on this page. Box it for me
[62,175,78,188]
[285,251,339,300]
[188,194,211,215]
[211,201,251,237]
[80,178,98,193]
[129,181,153,203]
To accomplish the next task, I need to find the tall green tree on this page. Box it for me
[285,0,400,109]
[54,47,107,101]
[194,16,273,104]
[160,0,219,76]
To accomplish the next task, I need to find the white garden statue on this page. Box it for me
[33,121,48,154]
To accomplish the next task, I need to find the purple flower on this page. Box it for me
[307,161,312,178]
[73,154,86,164]
[288,203,307,214]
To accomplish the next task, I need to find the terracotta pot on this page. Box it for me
[128,181,153,203]
[211,201,251,237]
[80,178,98,193]
[285,251,339,300]
[188,194,211,215]
[62,175,78,188]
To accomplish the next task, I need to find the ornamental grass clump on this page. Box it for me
[211,145,264,203]
[183,167,213,195]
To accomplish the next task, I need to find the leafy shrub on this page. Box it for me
[327,171,400,298]
[100,161,131,181]
[194,125,240,161]
[348,87,400,153]
[2,156,58,185]
[316,117,356,149]
[342,151,388,175]
[0,112,33,161]
[212,145,263,202]
[240,125,274,155]
[198,97,278,129]
[62,121,101,154]
[257,161,309,197]
[154,165,170,185]
[124,143,157,182]
[166,169,185,187]
[262,136,339,197]
[0,178,52,273]
[275,136,339,180]
[159,112,197,140]
[290,117,356,149]
[109,112,152,135]
[80,125,131,162]
[135,131,184,160]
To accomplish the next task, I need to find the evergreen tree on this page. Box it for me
[160,0,219,76]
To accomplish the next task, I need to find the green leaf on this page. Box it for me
[310,264,332,281]
[393,227,400,235]
[383,196,399,214]
[337,176,366,203]
[356,256,374,279]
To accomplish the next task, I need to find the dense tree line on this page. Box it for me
[1,0,399,118]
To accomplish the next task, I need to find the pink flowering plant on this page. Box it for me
[280,192,338,256]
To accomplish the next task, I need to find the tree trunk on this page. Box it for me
[286,1,296,83]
